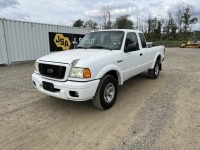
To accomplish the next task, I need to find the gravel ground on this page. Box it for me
[0,48,200,150]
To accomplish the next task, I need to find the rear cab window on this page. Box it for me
[139,33,147,48]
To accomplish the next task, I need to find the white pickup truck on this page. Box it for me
[32,29,165,110]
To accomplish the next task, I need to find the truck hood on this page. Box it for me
[38,49,117,66]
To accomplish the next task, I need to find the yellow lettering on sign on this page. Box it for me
[54,34,71,50]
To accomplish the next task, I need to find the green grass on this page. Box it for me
[152,41,185,47]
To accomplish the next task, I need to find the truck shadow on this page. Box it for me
[39,71,150,114]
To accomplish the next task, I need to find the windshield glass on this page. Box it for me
[77,31,124,50]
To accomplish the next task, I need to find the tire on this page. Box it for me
[92,75,118,110]
[148,60,160,79]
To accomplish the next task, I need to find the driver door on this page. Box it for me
[123,32,142,81]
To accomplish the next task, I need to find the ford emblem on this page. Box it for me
[47,69,53,74]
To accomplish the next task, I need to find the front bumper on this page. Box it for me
[32,73,100,101]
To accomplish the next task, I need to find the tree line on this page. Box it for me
[72,4,198,41]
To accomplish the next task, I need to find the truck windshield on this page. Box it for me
[77,31,124,50]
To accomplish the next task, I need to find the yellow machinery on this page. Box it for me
[180,41,200,48]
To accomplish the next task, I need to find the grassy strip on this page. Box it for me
[152,41,185,47]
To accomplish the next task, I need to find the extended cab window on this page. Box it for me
[139,33,147,48]
[124,32,139,51]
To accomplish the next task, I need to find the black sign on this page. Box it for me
[49,32,85,52]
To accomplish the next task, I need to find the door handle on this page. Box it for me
[140,53,143,56]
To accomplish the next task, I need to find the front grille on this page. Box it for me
[39,63,66,79]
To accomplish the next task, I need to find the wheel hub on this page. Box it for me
[155,64,159,75]
[104,83,115,103]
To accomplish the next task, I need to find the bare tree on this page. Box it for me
[147,15,152,37]
[168,11,177,38]
[162,10,177,40]
[99,5,111,29]
[175,6,183,33]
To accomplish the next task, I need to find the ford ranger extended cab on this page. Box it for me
[32,29,165,110]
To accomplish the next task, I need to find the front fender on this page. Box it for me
[96,65,123,85]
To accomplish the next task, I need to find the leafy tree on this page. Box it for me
[181,4,198,37]
[147,4,199,41]
[114,15,133,29]
[146,16,160,40]
[84,19,98,29]
[73,19,84,27]
[154,21,162,39]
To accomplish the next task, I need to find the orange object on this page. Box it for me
[83,68,91,78]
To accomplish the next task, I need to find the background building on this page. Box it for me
[0,19,91,65]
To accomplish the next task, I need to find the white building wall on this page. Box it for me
[0,20,8,64]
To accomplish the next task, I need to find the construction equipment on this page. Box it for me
[180,41,200,48]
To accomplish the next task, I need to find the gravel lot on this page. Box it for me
[0,48,200,150]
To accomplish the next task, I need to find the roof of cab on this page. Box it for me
[97,29,143,34]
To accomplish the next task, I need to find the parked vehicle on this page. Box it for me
[180,41,200,48]
[32,29,165,110]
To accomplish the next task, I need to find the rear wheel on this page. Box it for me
[148,60,160,79]
[92,75,118,110]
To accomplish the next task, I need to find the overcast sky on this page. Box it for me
[0,0,200,29]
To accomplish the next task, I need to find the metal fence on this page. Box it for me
[0,19,91,65]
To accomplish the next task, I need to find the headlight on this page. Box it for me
[34,62,39,71]
[69,68,91,78]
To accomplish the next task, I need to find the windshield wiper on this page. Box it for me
[76,46,87,49]
[88,46,112,50]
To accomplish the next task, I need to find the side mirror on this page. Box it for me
[125,44,139,52]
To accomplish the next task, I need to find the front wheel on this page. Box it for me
[92,75,118,110]
[148,60,160,79]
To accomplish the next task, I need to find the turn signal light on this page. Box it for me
[83,68,91,78]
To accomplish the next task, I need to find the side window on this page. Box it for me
[139,33,147,48]
[124,32,139,50]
